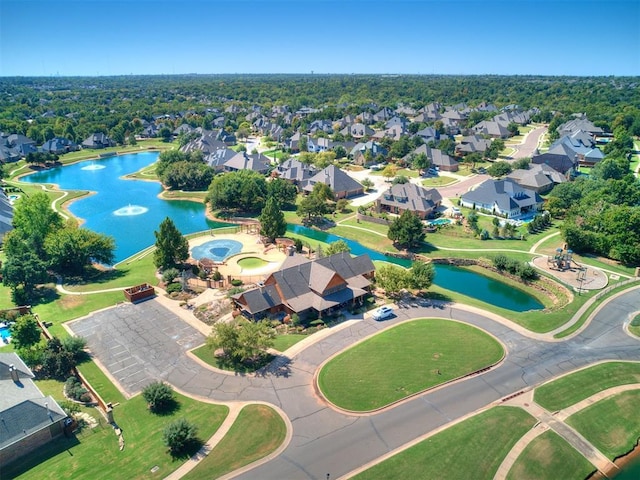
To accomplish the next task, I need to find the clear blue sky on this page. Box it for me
[1,0,638,76]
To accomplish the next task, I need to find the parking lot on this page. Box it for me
[68,300,205,396]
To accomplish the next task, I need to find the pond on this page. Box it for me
[21,152,227,263]
[288,225,544,312]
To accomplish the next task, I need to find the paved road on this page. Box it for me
[70,286,640,480]
[510,125,547,159]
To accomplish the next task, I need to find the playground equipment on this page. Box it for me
[548,245,574,271]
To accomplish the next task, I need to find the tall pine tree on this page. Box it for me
[259,197,286,243]
[154,217,189,270]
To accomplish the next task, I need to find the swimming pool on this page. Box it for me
[428,218,452,226]
[191,239,243,262]
[0,326,11,343]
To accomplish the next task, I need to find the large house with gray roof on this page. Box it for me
[507,163,566,193]
[232,252,375,320]
[303,165,364,199]
[460,178,543,219]
[0,352,67,466]
[223,151,270,174]
[376,183,442,219]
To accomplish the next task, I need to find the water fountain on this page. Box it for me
[81,162,106,171]
[113,204,149,216]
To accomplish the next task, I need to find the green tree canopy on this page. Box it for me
[325,240,350,256]
[410,261,436,293]
[266,177,298,207]
[206,318,274,366]
[11,192,63,256]
[10,314,41,350]
[388,210,425,249]
[259,196,287,243]
[206,170,268,214]
[44,222,115,274]
[154,217,189,270]
[142,381,175,413]
[487,160,512,177]
[375,264,412,297]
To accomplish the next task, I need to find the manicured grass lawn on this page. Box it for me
[354,406,536,480]
[318,318,504,411]
[567,390,640,460]
[77,358,127,405]
[506,430,595,480]
[159,190,207,202]
[421,175,458,187]
[630,314,640,338]
[182,404,286,480]
[272,333,307,352]
[534,361,640,411]
[237,256,269,269]
[370,168,419,178]
[339,217,389,236]
[4,392,228,480]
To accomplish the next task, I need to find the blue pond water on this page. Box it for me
[21,152,227,263]
[191,240,243,262]
[288,225,544,312]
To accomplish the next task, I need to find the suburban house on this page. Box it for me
[407,145,459,172]
[0,352,67,466]
[414,126,440,144]
[350,141,387,166]
[456,135,492,156]
[82,133,114,149]
[223,151,270,174]
[180,129,227,155]
[273,158,318,187]
[0,189,14,238]
[376,183,442,219]
[340,123,374,139]
[303,165,364,199]
[557,114,604,137]
[203,147,237,172]
[532,132,604,170]
[373,107,394,122]
[460,178,544,218]
[40,137,78,155]
[472,120,510,138]
[1,133,37,161]
[507,163,566,193]
[232,252,375,320]
[216,129,236,146]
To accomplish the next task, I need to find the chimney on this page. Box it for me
[9,364,19,382]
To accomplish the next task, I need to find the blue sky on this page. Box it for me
[1,0,638,76]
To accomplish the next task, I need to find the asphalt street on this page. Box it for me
[69,287,640,480]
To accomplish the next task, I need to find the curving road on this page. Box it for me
[70,284,640,480]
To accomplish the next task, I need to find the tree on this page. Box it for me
[154,217,189,270]
[410,261,435,293]
[11,192,63,257]
[507,122,520,136]
[10,315,41,350]
[206,170,268,214]
[159,127,172,142]
[163,418,199,456]
[40,337,77,379]
[388,210,425,249]
[392,175,410,184]
[325,240,350,256]
[2,231,49,303]
[296,182,334,222]
[512,157,531,170]
[361,178,374,191]
[411,152,430,173]
[266,178,298,207]
[142,381,175,413]
[375,264,412,297]
[44,223,115,274]
[487,161,512,177]
[381,164,397,182]
[259,197,286,243]
[335,198,349,213]
[206,318,274,366]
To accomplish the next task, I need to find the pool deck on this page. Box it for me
[189,232,286,281]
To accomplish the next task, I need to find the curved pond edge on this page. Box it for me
[314,317,507,415]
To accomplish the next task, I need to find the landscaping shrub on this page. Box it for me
[162,268,180,284]
[309,319,325,327]
[294,238,304,253]
[65,376,91,402]
[61,336,87,362]
[492,254,509,271]
[163,418,200,456]
[165,282,182,294]
[142,381,175,413]
[211,269,223,281]
[231,279,243,287]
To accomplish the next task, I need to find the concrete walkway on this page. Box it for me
[496,390,621,479]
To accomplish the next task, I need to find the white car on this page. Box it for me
[372,306,394,320]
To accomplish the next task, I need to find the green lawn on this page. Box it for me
[370,168,420,178]
[77,358,127,405]
[567,390,640,460]
[534,361,640,412]
[182,404,286,480]
[421,176,458,187]
[237,256,269,270]
[354,406,536,480]
[318,318,504,411]
[506,430,595,480]
[272,333,307,352]
[4,391,228,480]
[629,314,640,338]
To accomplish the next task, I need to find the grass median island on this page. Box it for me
[182,404,286,480]
[630,313,640,338]
[4,391,228,480]
[354,406,535,480]
[534,361,640,411]
[272,333,307,352]
[567,390,640,460]
[318,318,504,411]
[506,430,595,480]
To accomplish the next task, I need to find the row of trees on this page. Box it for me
[2,193,115,303]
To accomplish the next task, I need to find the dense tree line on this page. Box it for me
[2,75,639,147]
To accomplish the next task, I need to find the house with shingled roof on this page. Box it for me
[0,352,67,466]
[232,252,375,320]
[460,178,543,219]
[376,183,442,219]
[303,165,364,199]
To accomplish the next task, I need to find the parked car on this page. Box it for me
[427,168,438,176]
[372,306,394,320]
